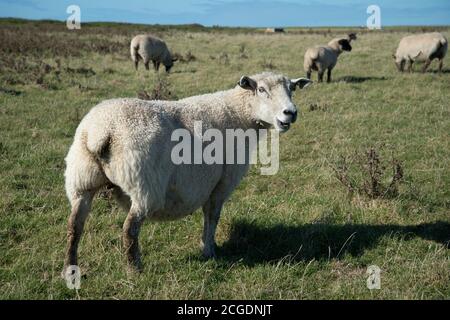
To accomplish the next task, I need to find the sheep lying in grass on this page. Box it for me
[130,35,178,72]
[304,37,353,83]
[62,72,312,273]
[393,32,448,73]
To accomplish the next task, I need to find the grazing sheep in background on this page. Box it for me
[265,28,285,33]
[304,38,353,83]
[62,72,312,273]
[130,35,178,72]
[393,32,448,73]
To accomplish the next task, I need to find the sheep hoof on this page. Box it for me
[61,265,79,279]
[126,254,143,273]
[127,262,143,274]
[202,247,217,259]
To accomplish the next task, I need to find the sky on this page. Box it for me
[0,0,449,27]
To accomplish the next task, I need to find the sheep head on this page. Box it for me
[238,73,312,133]
[338,39,352,52]
[392,53,406,71]
[348,33,357,42]
[165,57,178,73]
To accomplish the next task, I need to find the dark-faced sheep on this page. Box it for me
[328,33,357,48]
[393,32,448,73]
[304,38,353,83]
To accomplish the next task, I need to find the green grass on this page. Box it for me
[0,21,449,299]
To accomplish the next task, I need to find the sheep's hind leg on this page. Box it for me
[123,209,145,272]
[438,59,444,74]
[112,186,131,212]
[62,191,95,277]
[422,59,431,73]
[202,197,224,258]
[318,71,324,83]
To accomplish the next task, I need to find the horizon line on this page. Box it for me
[1,17,449,29]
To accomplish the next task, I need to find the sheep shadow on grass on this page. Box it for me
[336,76,389,83]
[211,220,450,266]
[171,69,197,74]
[426,68,450,74]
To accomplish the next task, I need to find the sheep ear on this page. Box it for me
[238,76,257,91]
[172,57,178,62]
[291,78,312,90]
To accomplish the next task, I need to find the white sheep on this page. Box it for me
[130,34,178,72]
[393,32,448,73]
[62,72,312,273]
[304,38,353,83]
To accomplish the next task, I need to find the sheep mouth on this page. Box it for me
[276,118,291,132]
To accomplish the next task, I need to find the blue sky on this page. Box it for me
[0,0,449,27]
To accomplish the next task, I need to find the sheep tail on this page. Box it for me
[82,127,112,165]
[130,42,140,70]
[310,55,320,70]
[310,51,319,63]
[438,38,448,55]
[94,135,111,162]
[131,42,140,65]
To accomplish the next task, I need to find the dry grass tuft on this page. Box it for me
[331,145,404,199]
[138,76,174,101]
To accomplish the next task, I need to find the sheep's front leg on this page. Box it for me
[123,211,144,272]
[327,68,332,83]
[306,70,311,80]
[202,199,224,258]
[152,60,158,71]
[407,60,414,73]
[399,59,406,72]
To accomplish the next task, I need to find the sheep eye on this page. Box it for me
[258,87,266,93]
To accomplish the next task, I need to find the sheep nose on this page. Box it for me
[283,109,298,123]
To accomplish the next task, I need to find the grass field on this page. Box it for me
[0,19,449,299]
